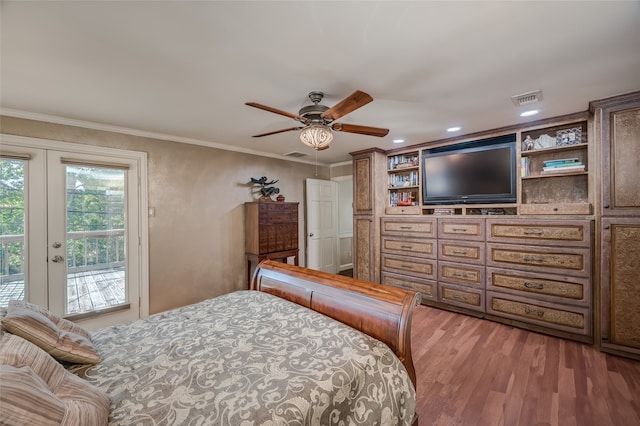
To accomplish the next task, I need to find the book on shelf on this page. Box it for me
[541,164,585,173]
[389,171,419,187]
[388,154,418,170]
[542,158,580,167]
[390,190,416,207]
[520,157,530,177]
[433,208,454,215]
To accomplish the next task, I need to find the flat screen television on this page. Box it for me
[422,134,517,205]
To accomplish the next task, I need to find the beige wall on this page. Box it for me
[1,116,330,314]
[330,162,353,178]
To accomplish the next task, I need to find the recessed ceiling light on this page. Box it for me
[393,139,404,144]
[520,110,539,117]
[447,127,461,132]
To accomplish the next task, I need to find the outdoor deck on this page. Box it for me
[0,267,125,314]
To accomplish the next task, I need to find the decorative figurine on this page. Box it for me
[250,176,280,201]
[524,135,535,151]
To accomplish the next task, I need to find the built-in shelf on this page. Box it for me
[522,171,589,180]
[422,204,518,216]
[521,143,588,157]
[387,151,420,212]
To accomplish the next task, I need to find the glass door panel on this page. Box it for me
[64,164,127,315]
[0,147,47,308]
[0,158,26,305]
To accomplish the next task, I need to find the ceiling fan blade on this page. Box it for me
[332,123,389,137]
[322,90,374,122]
[245,102,308,123]
[251,127,304,138]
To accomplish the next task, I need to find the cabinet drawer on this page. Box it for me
[381,271,436,302]
[487,291,591,336]
[263,203,296,213]
[439,283,485,313]
[438,218,485,241]
[487,219,591,247]
[381,253,436,280]
[438,240,485,265]
[438,261,485,288]
[381,236,436,259]
[487,243,591,277]
[385,206,422,215]
[487,267,590,305]
[381,217,436,237]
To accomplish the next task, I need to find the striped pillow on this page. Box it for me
[1,301,100,364]
[0,333,109,425]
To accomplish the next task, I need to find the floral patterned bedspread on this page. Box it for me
[84,290,416,425]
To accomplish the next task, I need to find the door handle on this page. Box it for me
[51,255,64,263]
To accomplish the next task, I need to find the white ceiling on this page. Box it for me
[2,1,639,165]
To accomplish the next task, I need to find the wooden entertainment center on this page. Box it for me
[351,91,640,360]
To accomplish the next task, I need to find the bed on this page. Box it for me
[0,260,420,425]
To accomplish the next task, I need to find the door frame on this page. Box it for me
[332,175,353,272]
[0,133,149,321]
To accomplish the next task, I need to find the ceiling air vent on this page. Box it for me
[511,90,543,107]
[283,151,308,158]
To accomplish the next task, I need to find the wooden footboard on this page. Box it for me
[251,260,421,389]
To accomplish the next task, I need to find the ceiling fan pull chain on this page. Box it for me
[314,149,318,177]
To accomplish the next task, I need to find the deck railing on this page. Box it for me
[1,229,125,279]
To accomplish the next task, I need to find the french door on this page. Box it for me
[0,135,148,329]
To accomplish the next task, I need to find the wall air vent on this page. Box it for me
[283,151,308,158]
[511,90,543,106]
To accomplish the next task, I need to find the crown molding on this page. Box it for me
[1,108,331,167]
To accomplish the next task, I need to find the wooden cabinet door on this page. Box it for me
[354,216,375,282]
[601,98,640,216]
[601,218,640,358]
[353,153,376,215]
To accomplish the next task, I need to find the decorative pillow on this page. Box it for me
[1,300,100,364]
[0,333,110,425]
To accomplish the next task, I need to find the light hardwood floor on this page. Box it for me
[410,305,640,426]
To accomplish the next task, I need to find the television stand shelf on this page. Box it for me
[422,204,518,216]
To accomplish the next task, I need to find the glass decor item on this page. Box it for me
[300,125,333,150]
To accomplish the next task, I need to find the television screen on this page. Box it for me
[422,135,516,205]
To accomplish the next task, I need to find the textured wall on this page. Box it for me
[1,116,330,314]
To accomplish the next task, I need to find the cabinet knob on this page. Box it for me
[309,233,314,237]
[604,204,610,209]
[604,226,610,230]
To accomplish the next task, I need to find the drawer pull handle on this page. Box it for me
[524,282,544,290]
[400,245,413,249]
[452,294,467,301]
[523,256,544,263]
[452,250,468,255]
[525,306,545,317]
[452,272,469,278]
[400,226,413,230]
[524,230,544,235]
[451,228,467,232]
[401,264,413,269]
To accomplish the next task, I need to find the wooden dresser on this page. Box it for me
[245,201,299,286]
[379,216,594,343]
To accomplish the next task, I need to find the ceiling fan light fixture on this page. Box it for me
[300,124,333,150]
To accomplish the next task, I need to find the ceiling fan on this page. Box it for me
[245,90,389,150]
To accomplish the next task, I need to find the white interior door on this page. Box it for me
[1,136,148,329]
[305,178,337,273]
